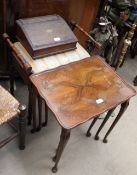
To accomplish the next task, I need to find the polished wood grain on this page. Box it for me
[30,56,136,129]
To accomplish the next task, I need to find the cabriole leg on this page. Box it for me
[37,95,42,131]
[133,76,137,86]
[86,116,99,137]
[28,87,32,125]
[94,108,116,140]
[42,103,48,127]
[52,128,70,173]
[31,89,37,133]
[103,101,129,143]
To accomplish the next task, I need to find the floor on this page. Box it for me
[0,57,137,175]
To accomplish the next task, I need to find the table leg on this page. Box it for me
[52,128,70,173]
[86,116,99,137]
[37,95,42,131]
[27,87,32,125]
[103,101,129,143]
[94,107,116,140]
[31,89,37,133]
[19,104,26,150]
[42,103,48,127]
[133,76,137,86]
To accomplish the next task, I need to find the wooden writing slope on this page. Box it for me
[16,15,78,59]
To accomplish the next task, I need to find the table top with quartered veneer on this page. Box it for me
[30,55,136,172]
[30,56,136,129]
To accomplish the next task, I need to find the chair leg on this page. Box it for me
[19,105,26,150]
[103,101,129,143]
[37,95,42,131]
[86,116,99,137]
[9,64,15,95]
[94,107,116,140]
[52,128,70,173]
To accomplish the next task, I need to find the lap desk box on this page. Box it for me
[16,15,78,59]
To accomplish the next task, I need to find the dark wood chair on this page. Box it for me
[2,0,102,132]
[3,19,101,133]
[0,85,26,149]
[3,33,37,133]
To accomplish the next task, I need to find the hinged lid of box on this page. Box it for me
[16,15,78,59]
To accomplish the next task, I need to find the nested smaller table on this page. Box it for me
[30,56,136,172]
